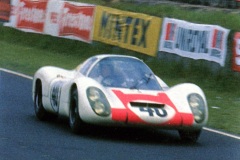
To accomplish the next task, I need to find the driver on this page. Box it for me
[91,62,125,87]
[96,63,115,86]
[100,63,112,79]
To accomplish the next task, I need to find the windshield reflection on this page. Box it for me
[88,57,162,90]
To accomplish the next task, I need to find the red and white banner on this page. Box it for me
[5,0,95,43]
[232,32,240,72]
[6,0,48,33]
[0,0,11,22]
[159,18,230,66]
[45,0,95,43]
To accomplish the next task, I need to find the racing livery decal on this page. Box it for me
[50,80,65,113]
[111,90,194,126]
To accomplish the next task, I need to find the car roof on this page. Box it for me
[93,54,140,61]
[75,54,142,72]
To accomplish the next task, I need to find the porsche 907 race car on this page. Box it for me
[32,54,208,142]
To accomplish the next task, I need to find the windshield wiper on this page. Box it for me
[130,73,153,90]
[145,73,153,84]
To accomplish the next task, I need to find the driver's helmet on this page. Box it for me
[99,62,113,77]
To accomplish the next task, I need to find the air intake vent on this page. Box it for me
[130,102,165,108]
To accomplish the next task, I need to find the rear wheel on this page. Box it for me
[69,88,83,133]
[34,81,48,121]
[178,129,201,143]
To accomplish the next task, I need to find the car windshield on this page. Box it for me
[88,57,162,90]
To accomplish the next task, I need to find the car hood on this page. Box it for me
[108,87,194,127]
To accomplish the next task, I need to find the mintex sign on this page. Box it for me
[93,6,162,56]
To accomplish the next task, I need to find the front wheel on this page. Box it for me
[178,129,201,143]
[34,83,48,121]
[69,89,83,133]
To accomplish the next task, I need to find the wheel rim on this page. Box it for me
[70,97,77,126]
[35,93,41,113]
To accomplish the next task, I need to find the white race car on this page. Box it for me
[32,54,208,142]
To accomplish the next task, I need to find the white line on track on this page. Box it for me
[1,68,240,140]
[203,127,240,140]
[0,68,33,80]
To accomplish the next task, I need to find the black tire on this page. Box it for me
[34,82,48,121]
[178,129,201,143]
[69,89,83,133]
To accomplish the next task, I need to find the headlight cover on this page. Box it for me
[188,93,206,123]
[87,87,111,117]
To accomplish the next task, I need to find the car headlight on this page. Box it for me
[188,93,206,123]
[87,87,110,117]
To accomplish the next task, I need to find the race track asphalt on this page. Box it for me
[0,70,240,160]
